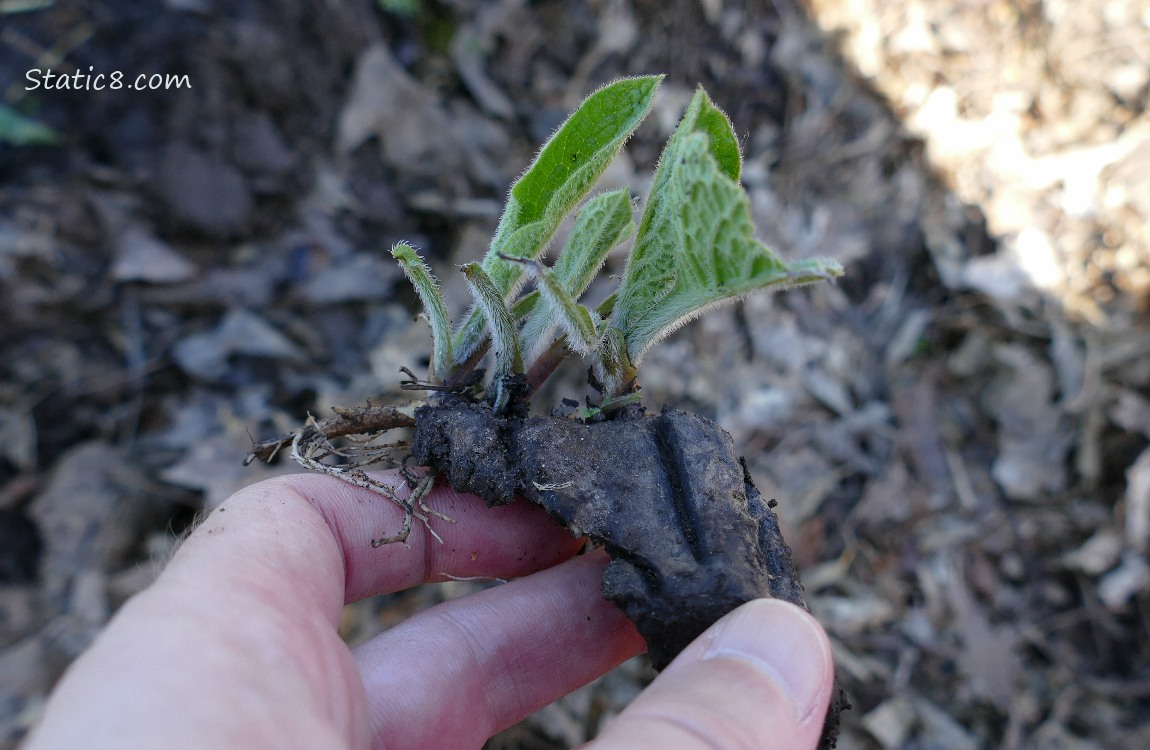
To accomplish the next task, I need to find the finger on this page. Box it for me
[588,599,834,750]
[26,473,589,750]
[353,551,647,749]
[171,471,585,625]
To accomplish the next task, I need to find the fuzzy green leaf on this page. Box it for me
[610,131,842,365]
[611,87,741,345]
[390,243,453,381]
[690,92,741,183]
[518,188,633,359]
[461,262,523,380]
[451,75,662,365]
[503,77,658,231]
[551,189,634,297]
[516,260,601,356]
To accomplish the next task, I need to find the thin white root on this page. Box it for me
[289,418,454,546]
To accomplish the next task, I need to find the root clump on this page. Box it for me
[411,396,806,671]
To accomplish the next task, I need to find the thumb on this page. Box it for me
[588,599,835,750]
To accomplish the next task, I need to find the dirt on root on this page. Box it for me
[411,394,849,747]
[413,398,808,665]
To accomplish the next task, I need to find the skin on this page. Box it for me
[23,471,835,750]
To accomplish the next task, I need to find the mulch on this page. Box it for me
[1,0,1147,747]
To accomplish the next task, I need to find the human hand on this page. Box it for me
[24,471,835,749]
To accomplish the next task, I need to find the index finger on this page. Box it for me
[172,471,584,627]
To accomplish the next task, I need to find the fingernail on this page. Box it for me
[704,599,832,724]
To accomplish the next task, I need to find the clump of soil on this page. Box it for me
[412,396,807,667]
[409,388,846,745]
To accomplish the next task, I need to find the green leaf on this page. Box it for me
[690,90,741,182]
[610,130,842,365]
[518,188,633,359]
[0,105,59,146]
[513,259,601,356]
[504,78,658,230]
[550,189,634,299]
[390,243,453,381]
[451,75,662,365]
[460,263,523,380]
[611,86,741,345]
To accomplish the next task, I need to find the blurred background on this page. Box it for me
[1,0,1148,746]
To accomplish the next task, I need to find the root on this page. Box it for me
[402,455,456,528]
[246,405,417,465]
[254,407,454,546]
[399,366,483,394]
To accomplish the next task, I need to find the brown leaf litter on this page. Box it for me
[1,0,1147,747]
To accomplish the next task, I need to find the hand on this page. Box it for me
[24,472,835,749]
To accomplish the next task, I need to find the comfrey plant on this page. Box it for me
[251,75,845,745]
[392,75,838,412]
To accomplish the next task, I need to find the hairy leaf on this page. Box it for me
[521,260,601,355]
[690,93,741,182]
[391,243,453,381]
[611,86,740,346]
[461,263,523,380]
[518,188,633,359]
[451,75,662,365]
[611,131,842,365]
[551,189,634,298]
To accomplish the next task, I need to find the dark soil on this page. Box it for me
[413,397,809,667]
[412,393,845,745]
[518,409,807,667]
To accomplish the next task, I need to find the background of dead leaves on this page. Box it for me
[2,0,1148,747]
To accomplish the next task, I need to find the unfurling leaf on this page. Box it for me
[518,188,633,359]
[391,243,453,381]
[510,258,601,356]
[451,75,662,365]
[596,325,637,396]
[550,189,634,302]
[461,263,523,381]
